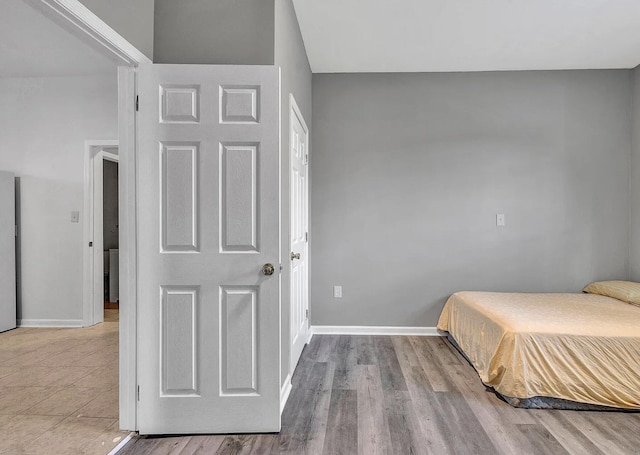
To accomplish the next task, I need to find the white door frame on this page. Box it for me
[117,66,138,431]
[83,142,118,328]
[289,94,310,373]
[31,0,146,431]
[25,0,150,66]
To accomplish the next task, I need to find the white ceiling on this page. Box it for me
[0,0,117,78]
[292,0,640,73]
[4,0,639,76]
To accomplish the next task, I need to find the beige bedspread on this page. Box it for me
[437,292,640,409]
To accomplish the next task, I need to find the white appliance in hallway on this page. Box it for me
[0,171,16,332]
[109,248,119,302]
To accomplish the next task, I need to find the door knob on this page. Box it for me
[290,252,301,261]
[262,263,275,276]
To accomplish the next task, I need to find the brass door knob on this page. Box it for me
[290,252,301,261]
[262,263,275,276]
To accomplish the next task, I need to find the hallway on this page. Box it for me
[0,310,126,454]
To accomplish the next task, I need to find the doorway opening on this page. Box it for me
[103,158,119,318]
[84,141,119,327]
[4,0,149,435]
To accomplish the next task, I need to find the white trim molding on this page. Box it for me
[107,432,134,455]
[311,326,440,336]
[117,66,138,432]
[27,0,151,66]
[280,374,293,415]
[18,319,83,328]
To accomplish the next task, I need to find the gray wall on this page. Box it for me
[274,0,312,384]
[631,67,640,281]
[154,0,274,64]
[79,0,154,59]
[311,70,632,327]
[0,74,118,324]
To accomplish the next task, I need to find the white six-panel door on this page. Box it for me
[289,96,310,370]
[136,64,281,434]
[0,171,16,333]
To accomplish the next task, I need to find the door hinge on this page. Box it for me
[305,232,308,242]
[135,95,139,111]
[89,241,93,247]
[137,385,140,401]
[305,309,309,320]
[304,154,309,165]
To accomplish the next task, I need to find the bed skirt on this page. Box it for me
[445,333,637,412]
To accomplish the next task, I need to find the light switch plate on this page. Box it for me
[71,211,80,223]
[496,213,505,227]
[333,286,342,298]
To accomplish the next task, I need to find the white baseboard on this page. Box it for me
[280,374,293,414]
[17,319,83,328]
[311,325,440,336]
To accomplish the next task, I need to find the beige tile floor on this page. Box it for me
[0,309,127,454]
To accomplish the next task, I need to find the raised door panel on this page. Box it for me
[161,286,198,396]
[220,143,259,252]
[161,85,200,123]
[220,86,260,124]
[161,143,199,252]
[220,286,258,395]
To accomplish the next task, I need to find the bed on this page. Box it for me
[436,283,640,410]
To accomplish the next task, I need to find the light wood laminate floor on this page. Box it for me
[120,335,640,454]
[0,309,126,454]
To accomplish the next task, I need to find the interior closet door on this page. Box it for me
[289,96,310,371]
[0,171,16,332]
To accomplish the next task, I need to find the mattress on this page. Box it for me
[437,291,640,409]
